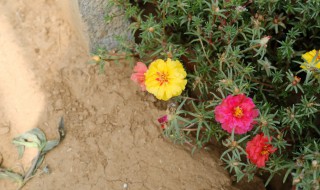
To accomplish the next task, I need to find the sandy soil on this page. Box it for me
[0,1,265,190]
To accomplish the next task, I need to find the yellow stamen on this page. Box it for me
[156,72,169,86]
[261,145,270,155]
[233,106,244,118]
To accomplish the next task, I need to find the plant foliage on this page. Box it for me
[105,0,320,189]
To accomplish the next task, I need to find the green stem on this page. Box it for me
[239,44,261,54]
[23,151,41,183]
[197,27,214,66]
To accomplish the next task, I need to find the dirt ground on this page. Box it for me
[0,1,265,190]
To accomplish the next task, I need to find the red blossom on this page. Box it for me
[246,134,277,168]
[158,115,168,129]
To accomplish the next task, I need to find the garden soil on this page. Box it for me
[0,1,265,190]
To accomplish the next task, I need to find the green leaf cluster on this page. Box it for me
[0,118,65,189]
[107,0,320,189]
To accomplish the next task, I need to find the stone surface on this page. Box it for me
[77,0,130,52]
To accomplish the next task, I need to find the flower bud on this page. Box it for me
[212,5,220,12]
[292,76,301,86]
[148,27,155,32]
[260,36,271,47]
[188,14,192,21]
[307,103,314,107]
[92,55,100,62]
[231,141,238,148]
[255,13,264,21]
[293,178,300,185]
[233,161,239,166]
[234,87,240,94]
[277,134,281,139]
[261,119,268,127]
[312,160,318,168]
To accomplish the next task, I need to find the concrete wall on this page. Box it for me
[77,0,130,52]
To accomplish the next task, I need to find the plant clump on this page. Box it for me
[103,0,320,189]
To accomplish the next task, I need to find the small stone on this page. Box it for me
[123,183,128,189]
[79,115,84,121]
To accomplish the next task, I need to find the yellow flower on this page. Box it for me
[301,49,320,69]
[145,58,187,101]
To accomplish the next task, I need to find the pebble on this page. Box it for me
[123,183,128,189]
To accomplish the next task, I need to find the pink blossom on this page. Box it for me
[130,62,148,91]
[246,133,277,168]
[260,36,271,47]
[158,115,168,124]
[214,94,259,134]
[157,115,168,129]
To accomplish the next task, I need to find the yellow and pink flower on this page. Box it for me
[246,134,277,168]
[214,94,259,134]
[144,58,187,101]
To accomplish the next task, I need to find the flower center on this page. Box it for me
[233,106,244,118]
[315,50,320,60]
[156,72,169,86]
[260,145,270,155]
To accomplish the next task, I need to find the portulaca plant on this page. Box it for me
[99,0,320,189]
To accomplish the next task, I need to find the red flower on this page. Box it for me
[130,62,148,91]
[214,94,259,134]
[157,115,168,129]
[246,134,277,168]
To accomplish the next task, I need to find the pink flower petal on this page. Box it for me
[158,115,168,124]
[131,62,148,91]
[214,94,259,134]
